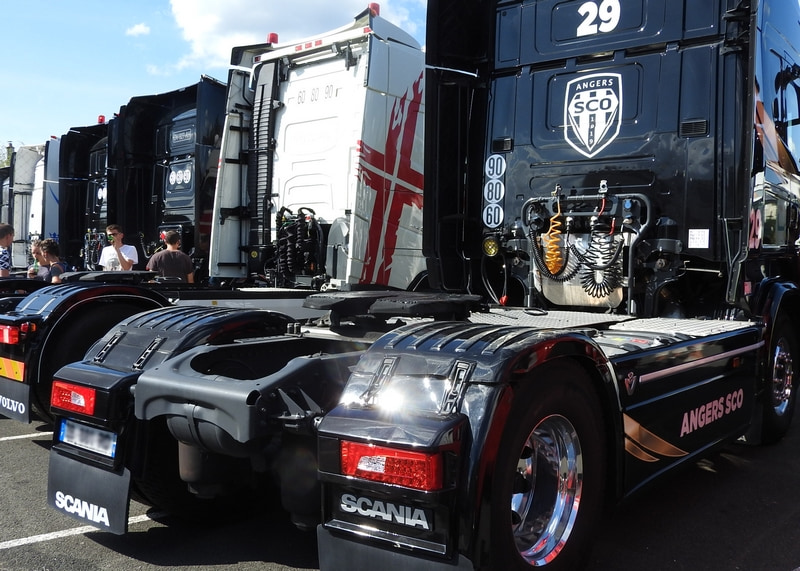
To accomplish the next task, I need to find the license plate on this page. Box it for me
[59,419,117,458]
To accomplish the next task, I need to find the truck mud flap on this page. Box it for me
[47,449,131,534]
[0,376,30,423]
[317,525,473,571]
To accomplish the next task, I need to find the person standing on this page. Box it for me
[0,224,14,278]
[98,224,138,271]
[146,230,195,283]
[27,239,66,283]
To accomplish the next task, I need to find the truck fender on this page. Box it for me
[342,321,623,564]
[30,285,169,418]
[747,278,800,443]
[462,345,621,564]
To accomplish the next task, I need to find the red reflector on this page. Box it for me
[51,381,96,415]
[340,441,443,491]
[0,325,20,344]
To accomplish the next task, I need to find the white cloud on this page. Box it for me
[125,23,151,37]
[163,0,425,74]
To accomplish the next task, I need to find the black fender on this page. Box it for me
[30,284,170,418]
[750,278,800,341]
[54,304,299,425]
[744,278,800,442]
[319,319,622,565]
[0,283,170,422]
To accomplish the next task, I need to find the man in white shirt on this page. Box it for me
[98,224,138,271]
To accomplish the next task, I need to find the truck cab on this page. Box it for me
[315,1,800,569]
[210,4,425,290]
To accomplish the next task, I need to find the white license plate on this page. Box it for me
[59,419,117,458]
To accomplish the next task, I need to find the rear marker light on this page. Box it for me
[51,381,96,416]
[340,441,443,491]
[0,325,19,345]
[0,322,36,345]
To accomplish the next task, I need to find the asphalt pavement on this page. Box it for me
[1,413,800,570]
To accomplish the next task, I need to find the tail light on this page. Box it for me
[0,322,35,345]
[51,381,96,416]
[340,440,443,491]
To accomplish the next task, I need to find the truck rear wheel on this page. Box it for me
[489,360,606,570]
[762,316,799,443]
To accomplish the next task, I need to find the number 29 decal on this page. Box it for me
[577,0,621,37]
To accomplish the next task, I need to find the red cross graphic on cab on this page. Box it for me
[358,73,424,286]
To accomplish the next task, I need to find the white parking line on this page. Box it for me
[0,513,166,550]
[0,432,53,442]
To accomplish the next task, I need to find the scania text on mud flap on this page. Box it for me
[315,1,800,569]
[45,4,429,534]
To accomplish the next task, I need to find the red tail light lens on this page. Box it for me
[340,441,443,491]
[0,325,19,344]
[51,381,96,415]
[0,322,36,344]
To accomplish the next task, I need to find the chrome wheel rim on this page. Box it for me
[771,335,794,416]
[510,414,583,566]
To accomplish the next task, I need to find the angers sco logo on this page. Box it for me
[564,72,622,158]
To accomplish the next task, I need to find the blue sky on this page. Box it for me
[2,0,426,151]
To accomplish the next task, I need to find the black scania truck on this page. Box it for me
[45,1,800,570]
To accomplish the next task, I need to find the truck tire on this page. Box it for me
[32,301,157,422]
[131,419,260,522]
[489,360,606,571]
[762,316,799,444]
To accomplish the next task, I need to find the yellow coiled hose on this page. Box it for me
[544,199,564,274]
